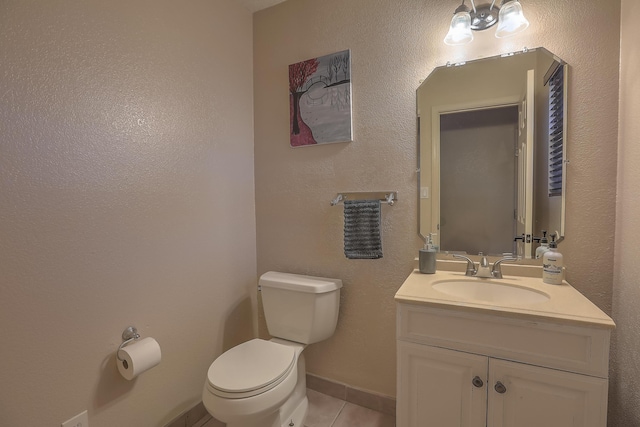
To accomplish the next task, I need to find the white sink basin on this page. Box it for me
[432,279,550,304]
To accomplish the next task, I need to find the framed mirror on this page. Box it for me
[418,48,567,259]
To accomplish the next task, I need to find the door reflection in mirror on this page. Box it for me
[439,107,519,256]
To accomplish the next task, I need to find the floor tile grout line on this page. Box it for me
[329,401,347,427]
[192,414,212,427]
[193,389,396,427]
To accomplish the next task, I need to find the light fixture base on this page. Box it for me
[470,4,500,31]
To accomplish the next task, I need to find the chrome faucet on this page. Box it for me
[476,252,491,278]
[453,253,517,279]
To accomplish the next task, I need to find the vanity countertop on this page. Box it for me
[396,266,615,329]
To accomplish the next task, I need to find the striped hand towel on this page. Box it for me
[343,199,383,259]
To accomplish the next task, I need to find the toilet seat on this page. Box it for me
[206,339,296,399]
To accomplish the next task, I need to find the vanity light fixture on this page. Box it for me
[444,0,529,45]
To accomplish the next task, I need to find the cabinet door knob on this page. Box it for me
[472,376,484,388]
[494,381,507,394]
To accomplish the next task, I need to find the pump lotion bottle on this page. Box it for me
[419,233,437,274]
[542,235,563,285]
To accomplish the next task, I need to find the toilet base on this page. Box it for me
[225,412,279,427]
[280,395,308,427]
[224,396,307,427]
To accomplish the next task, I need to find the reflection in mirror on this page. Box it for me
[418,48,567,259]
[440,107,519,255]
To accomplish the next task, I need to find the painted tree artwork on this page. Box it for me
[289,50,352,147]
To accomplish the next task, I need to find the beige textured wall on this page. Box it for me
[254,0,620,398]
[610,0,640,425]
[0,1,255,426]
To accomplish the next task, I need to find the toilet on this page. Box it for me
[202,271,342,427]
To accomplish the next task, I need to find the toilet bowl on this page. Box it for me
[202,272,342,427]
[203,338,307,427]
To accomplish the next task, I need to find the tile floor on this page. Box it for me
[193,389,395,427]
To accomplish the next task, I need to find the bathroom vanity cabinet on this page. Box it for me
[395,268,614,427]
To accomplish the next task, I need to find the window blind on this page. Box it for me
[548,66,564,197]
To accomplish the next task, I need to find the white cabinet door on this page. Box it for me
[488,358,608,427]
[397,341,488,427]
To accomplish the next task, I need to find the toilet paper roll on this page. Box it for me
[117,337,161,380]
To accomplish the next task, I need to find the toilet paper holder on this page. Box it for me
[117,326,141,362]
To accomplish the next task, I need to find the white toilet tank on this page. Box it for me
[259,271,342,344]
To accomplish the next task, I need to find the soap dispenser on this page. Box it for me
[419,233,437,274]
[542,234,563,285]
[535,230,550,259]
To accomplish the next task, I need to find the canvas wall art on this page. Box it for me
[288,49,352,147]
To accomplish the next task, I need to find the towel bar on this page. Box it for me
[330,191,397,206]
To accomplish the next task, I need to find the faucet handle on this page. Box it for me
[491,256,517,279]
[453,254,477,276]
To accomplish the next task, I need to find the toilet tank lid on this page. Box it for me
[259,271,343,293]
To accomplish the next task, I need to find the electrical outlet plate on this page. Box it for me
[62,410,88,427]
